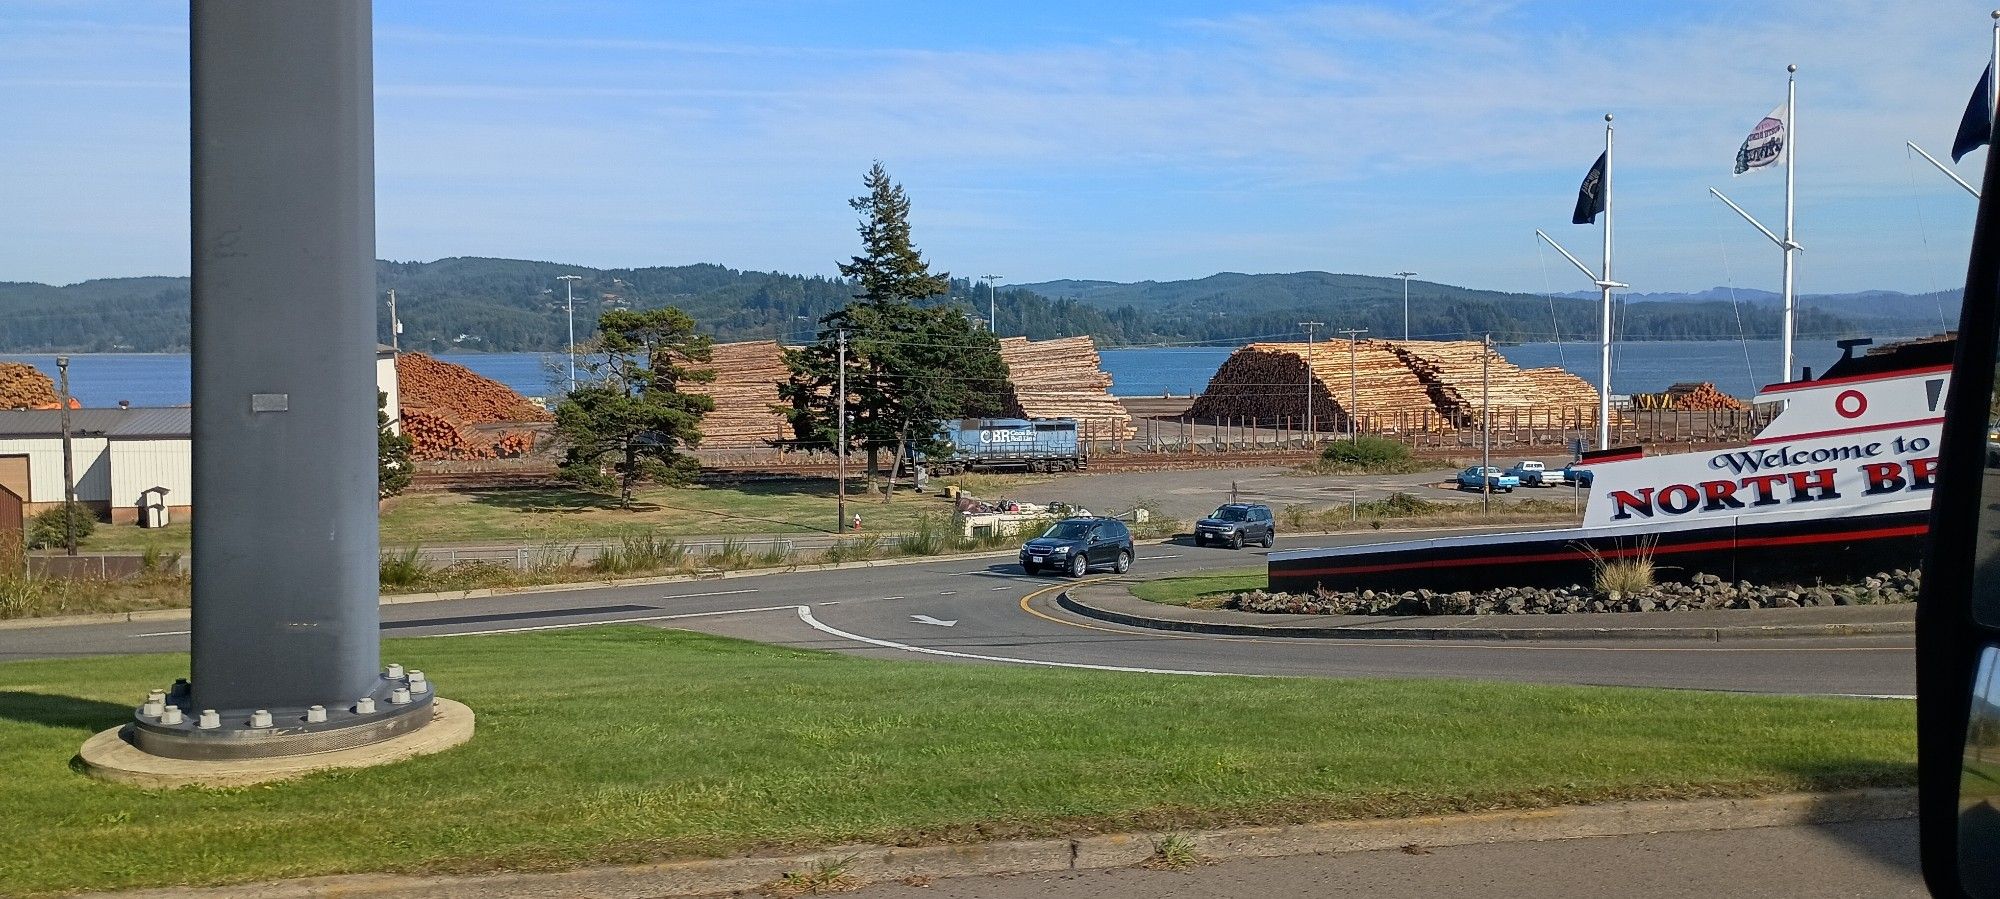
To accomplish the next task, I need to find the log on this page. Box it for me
[1188,340,1441,432]
[997,336,1134,438]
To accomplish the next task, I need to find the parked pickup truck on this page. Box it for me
[1456,466,1520,493]
[1505,460,1565,487]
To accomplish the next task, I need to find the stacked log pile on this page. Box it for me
[1187,341,1440,432]
[997,337,1134,439]
[700,340,794,449]
[1389,341,1603,426]
[0,363,64,410]
[397,353,551,460]
[1630,381,1747,411]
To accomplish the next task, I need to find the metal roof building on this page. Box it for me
[0,407,193,525]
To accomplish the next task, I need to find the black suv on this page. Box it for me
[1020,517,1134,577]
[1194,503,1275,549]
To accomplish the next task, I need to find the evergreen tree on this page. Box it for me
[378,390,413,499]
[781,163,1010,501]
[555,308,715,507]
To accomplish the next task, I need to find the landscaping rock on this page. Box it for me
[1223,570,1920,618]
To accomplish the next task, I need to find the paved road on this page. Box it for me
[0,528,1915,696]
[824,819,1923,899]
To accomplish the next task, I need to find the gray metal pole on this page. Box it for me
[56,355,76,556]
[1394,272,1415,342]
[837,329,848,534]
[558,274,582,391]
[189,0,383,715]
[386,289,399,353]
[1338,328,1367,439]
[1298,321,1323,435]
[1483,334,1493,514]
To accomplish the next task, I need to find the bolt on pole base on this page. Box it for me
[124,667,442,761]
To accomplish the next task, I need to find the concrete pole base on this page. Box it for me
[78,698,474,789]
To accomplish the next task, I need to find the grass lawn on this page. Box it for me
[77,473,1046,552]
[0,627,1914,896]
[1130,569,1266,608]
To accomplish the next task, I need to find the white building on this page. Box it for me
[0,347,401,524]
[0,407,191,524]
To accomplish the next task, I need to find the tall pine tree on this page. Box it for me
[780,162,1009,502]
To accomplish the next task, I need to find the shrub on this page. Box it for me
[379,546,432,588]
[26,503,96,550]
[1318,435,1414,470]
[1580,539,1658,596]
[1281,504,1312,529]
[591,535,686,575]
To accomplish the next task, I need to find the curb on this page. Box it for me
[78,788,1915,898]
[1057,591,1916,642]
[0,521,1540,633]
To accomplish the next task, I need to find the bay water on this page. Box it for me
[0,339,1862,409]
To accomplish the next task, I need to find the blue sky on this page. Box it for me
[2,0,1995,295]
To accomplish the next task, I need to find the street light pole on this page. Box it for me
[836,329,848,533]
[984,274,1002,334]
[556,274,582,391]
[1393,271,1416,342]
[1482,333,1493,514]
[56,355,76,557]
[1298,321,1324,437]
[1337,328,1368,439]
[385,288,399,353]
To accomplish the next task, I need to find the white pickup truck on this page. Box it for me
[1504,460,1565,487]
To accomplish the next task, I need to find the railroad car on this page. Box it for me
[926,418,1086,474]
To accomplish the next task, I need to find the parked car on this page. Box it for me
[1505,460,1564,487]
[1020,517,1134,577]
[1562,462,1594,487]
[1456,466,1520,493]
[1193,503,1275,549]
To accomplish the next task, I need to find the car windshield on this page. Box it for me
[1210,508,1249,521]
[1041,520,1094,540]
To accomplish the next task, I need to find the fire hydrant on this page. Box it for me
[851,513,862,531]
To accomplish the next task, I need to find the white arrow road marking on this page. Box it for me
[796,606,1240,677]
[910,614,957,627]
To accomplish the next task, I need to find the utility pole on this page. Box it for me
[56,355,76,557]
[1337,328,1368,439]
[1298,321,1324,436]
[1482,334,1493,514]
[557,274,582,392]
[984,274,1002,334]
[385,288,400,352]
[1393,272,1416,342]
[836,329,848,534]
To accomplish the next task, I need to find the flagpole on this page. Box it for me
[1598,113,1613,451]
[1780,64,1797,384]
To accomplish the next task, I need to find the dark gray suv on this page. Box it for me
[1020,517,1134,577]
[1194,503,1274,549]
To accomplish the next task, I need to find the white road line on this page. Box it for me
[433,604,801,638]
[938,591,957,596]
[818,601,841,605]
[129,630,190,638]
[1137,554,1180,561]
[794,605,1241,677]
[660,588,760,600]
[990,586,1012,591]
[883,596,905,601]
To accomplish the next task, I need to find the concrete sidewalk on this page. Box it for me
[1062,584,1915,641]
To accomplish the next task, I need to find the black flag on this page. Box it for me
[1953,63,1993,163]
[1571,152,1607,225]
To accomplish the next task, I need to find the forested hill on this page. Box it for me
[0,259,1949,353]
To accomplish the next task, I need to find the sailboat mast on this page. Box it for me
[1780,64,1797,384]
[1599,113,1614,451]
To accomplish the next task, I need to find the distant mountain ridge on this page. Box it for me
[0,260,1956,353]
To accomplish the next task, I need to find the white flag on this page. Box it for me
[1733,104,1787,175]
